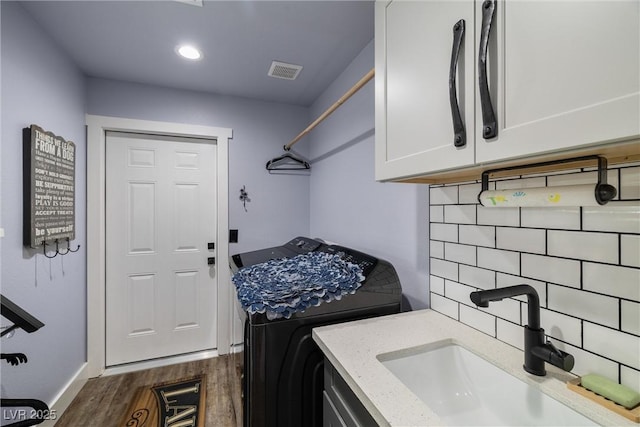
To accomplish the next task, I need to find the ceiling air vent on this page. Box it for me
[173,0,203,6]
[268,61,303,80]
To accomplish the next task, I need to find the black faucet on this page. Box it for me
[469,284,574,376]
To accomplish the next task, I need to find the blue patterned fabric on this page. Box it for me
[232,251,364,320]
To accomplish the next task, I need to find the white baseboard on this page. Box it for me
[102,349,219,377]
[230,343,244,354]
[42,362,89,427]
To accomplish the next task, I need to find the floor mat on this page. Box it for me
[119,375,207,427]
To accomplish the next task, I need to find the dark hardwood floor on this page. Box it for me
[54,353,243,427]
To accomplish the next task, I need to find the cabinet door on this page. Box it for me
[375,0,475,181]
[476,0,640,164]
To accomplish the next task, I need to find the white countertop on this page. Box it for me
[312,309,635,427]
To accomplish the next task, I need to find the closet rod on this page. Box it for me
[284,67,375,151]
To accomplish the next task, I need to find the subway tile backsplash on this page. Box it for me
[547,230,619,264]
[429,163,640,390]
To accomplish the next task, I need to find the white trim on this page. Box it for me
[40,363,89,427]
[230,343,244,354]
[102,349,219,377]
[86,114,232,378]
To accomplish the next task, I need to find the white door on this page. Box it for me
[105,131,217,366]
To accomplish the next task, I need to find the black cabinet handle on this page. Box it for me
[478,0,497,139]
[449,19,466,148]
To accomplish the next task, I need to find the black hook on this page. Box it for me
[57,238,69,255]
[41,239,79,257]
[66,237,80,253]
[58,238,80,255]
[42,240,58,259]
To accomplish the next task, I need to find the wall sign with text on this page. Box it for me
[23,124,76,248]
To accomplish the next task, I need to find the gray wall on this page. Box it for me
[1,2,87,404]
[307,40,429,310]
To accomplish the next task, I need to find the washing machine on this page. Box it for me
[230,237,402,427]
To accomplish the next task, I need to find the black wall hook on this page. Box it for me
[58,239,69,255]
[58,237,80,255]
[41,238,80,258]
[42,240,57,258]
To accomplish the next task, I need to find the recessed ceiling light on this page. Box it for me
[176,44,202,60]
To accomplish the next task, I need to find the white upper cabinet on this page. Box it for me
[375,0,476,181]
[375,0,640,181]
[477,0,640,163]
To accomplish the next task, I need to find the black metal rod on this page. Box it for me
[0,324,19,338]
[480,155,613,192]
[1,294,45,334]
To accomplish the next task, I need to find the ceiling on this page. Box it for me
[19,0,374,107]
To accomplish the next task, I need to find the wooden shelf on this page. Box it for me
[395,139,640,185]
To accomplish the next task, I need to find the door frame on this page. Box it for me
[86,114,233,378]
